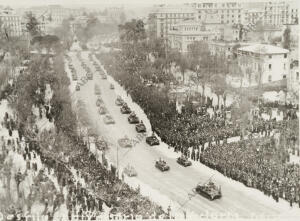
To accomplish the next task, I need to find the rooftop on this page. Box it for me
[151,5,197,14]
[238,44,289,54]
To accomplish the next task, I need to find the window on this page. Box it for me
[283,75,286,79]
[284,53,287,58]
[269,55,272,59]
[297,72,299,80]
[284,64,286,69]
[268,75,272,82]
[269,64,272,70]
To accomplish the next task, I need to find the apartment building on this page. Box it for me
[26,5,82,27]
[263,1,298,26]
[106,7,125,24]
[188,2,244,25]
[244,9,265,25]
[237,44,290,86]
[148,5,197,39]
[0,7,22,37]
[70,16,89,33]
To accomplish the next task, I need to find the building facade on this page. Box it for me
[237,44,290,86]
[188,2,244,25]
[263,1,298,26]
[244,9,265,25]
[26,5,82,27]
[0,7,22,37]
[169,20,220,53]
[70,16,89,33]
[148,5,197,39]
[106,7,125,24]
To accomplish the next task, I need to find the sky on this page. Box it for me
[1,0,193,7]
[0,0,294,8]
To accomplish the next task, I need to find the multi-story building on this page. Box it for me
[0,7,22,37]
[70,16,89,33]
[188,2,244,25]
[244,9,265,25]
[106,7,125,24]
[169,20,221,53]
[263,1,298,26]
[237,44,290,86]
[26,5,82,27]
[288,1,299,24]
[148,5,197,39]
[209,41,251,59]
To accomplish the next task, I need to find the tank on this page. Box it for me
[195,180,222,200]
[123,165,137,177]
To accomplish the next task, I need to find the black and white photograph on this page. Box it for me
[0,0,299,220]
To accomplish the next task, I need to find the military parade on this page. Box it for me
[0,0,299,220]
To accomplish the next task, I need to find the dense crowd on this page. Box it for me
[0,106,166,219]
[98,52,300,207]
[0,47,167,219]
[200,137,300,207]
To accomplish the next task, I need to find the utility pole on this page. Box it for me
[116,143,119,179]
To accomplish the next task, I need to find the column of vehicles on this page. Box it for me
[115,96,156,137]
[73,52,94,91]
[69,63,78,81]
[88,53,108,80]
[93,57,223,200]
[95,84,115,124]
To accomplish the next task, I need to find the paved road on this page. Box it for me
[67,50,300,220]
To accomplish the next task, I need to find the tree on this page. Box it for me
[53,19,73,50]
[282,26,291,50]
[188,41,212,96]
[176,53,190,84]
[118,19,146,43]
[210,74,230,108]
[48,14,53,22]
[25,12,40,38]
[31,35,61,52]
[75,17,117,44]
[119,12,126,24]
[228,59,243,87]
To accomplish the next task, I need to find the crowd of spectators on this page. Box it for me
[0,49,167,219]
[200,137,300,208]
[98,52,300,207]
[1,110,165,220]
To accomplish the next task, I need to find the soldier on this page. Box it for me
[15,169,23,196]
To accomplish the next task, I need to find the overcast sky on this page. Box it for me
[0,0,291,8]
[1,0,192,7]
